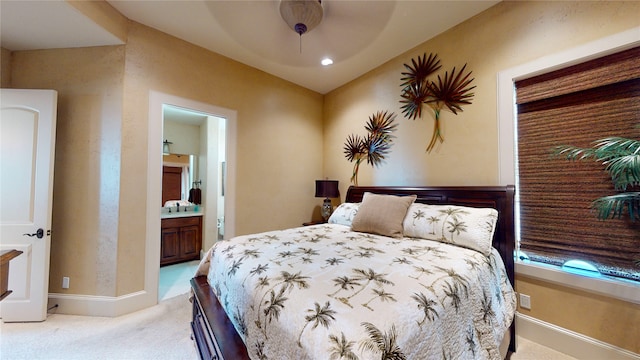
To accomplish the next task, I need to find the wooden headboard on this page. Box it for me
[345,185,516,352]
[345,185,516,286]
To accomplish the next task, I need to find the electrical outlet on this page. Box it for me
[62,277,70,289]
[519,293,531,309]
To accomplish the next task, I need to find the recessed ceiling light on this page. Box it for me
[321,58,333,66]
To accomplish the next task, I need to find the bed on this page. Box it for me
[190,185,516,360]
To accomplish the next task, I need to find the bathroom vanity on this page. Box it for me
[160,211,203,266]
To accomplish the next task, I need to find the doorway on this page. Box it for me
[146,91,237,305]
[159,105,226,300]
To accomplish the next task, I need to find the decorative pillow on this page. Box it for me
[328,202,360,226]
[351,193,417,238]
[402,203,498,255]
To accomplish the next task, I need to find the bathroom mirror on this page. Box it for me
[162,104,206,207]
[162,153,198,206]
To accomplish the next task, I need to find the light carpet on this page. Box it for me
[0,293,198,360]
[0,291,576,360]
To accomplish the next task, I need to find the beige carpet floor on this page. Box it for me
[0,293,198,360]
[1,291,576,360]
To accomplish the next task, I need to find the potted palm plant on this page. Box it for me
[553,135,640,221]
[553,134,640,266]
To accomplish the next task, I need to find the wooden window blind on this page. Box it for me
[515,46,640,281]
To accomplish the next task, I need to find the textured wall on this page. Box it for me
[517,274,639,353]
[118,21,324,294]
[5,1,638,349]
[324,1,640,192]
[8,22,323,296]
[10,45,125,296]
[323,0,640,353]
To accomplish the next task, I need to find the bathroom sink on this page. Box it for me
[161,207,204,219]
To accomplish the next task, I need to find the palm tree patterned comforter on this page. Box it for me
[200,224,516,360]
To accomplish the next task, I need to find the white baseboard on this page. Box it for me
[516,313,639,360]
[48,290,156,317]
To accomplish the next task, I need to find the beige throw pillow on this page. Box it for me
[351,192,417,238]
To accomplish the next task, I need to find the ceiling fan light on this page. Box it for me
[294,23,308,35]
[280,0,323,35]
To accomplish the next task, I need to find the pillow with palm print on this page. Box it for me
[402,203,498,256]
[328,202,360,226]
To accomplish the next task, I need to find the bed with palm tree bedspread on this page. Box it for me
[190,185,517,360]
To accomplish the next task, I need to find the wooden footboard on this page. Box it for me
[190,276,249,360]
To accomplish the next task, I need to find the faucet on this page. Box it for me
[176,202,180,212]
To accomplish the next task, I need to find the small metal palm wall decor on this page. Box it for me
[400,53,476,153]
[343,111,398,186]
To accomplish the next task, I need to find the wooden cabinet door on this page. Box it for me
[160,227,180,265]
[180,225,201,260]
[161,216,202,266]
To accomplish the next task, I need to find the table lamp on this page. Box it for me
[315,180,339,221]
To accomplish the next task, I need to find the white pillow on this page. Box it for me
[402,203,498,256]
[328,202,360,226]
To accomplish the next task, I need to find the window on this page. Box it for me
[514,46,640,281]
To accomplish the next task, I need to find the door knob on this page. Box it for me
[23,228,44,239]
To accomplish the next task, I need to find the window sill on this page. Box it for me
[515,259,640,305]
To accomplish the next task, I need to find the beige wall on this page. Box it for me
[10,46,125,296]
[518,275,639,353]
[323,1,639,353]
[5,22,323,296]
[2,0,638,352]
[117,21,324,294]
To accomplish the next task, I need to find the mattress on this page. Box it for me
[197,223,516,360]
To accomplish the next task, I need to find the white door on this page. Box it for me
[0,89,57,322]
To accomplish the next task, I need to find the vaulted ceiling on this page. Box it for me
[1,0,499,94]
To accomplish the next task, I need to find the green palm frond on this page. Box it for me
[552,134,640,222]
[592,192,640,221]
[400,52,441,88]
[553,137,640,190]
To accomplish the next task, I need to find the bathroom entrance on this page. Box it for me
[147,91,237,304]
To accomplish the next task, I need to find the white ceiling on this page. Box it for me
[1,0,499,94]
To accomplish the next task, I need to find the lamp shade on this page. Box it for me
[280,0,323,35]
[315,180,339,198]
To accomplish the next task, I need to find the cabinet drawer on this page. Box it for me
[161,216,201,228]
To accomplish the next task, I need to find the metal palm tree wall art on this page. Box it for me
[400,53,476,153]
[343,111,398,186]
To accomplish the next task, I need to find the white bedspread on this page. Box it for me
[201,224,516,360]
